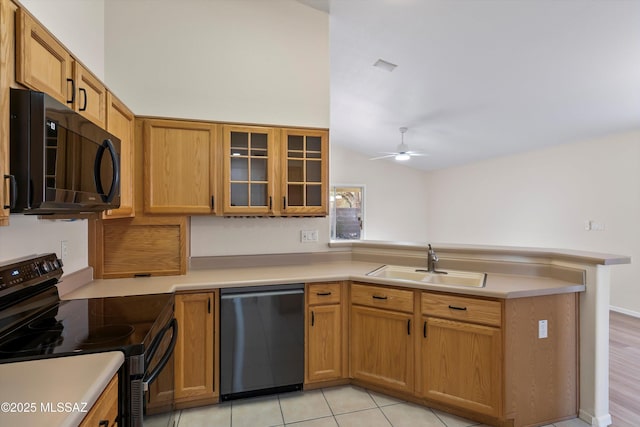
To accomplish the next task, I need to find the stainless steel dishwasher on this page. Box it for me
[220,283,304,401]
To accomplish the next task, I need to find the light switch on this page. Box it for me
[538,320,548,339]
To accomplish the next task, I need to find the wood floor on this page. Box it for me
[609,311,640,427]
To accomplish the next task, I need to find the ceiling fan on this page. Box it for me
[369,127,426,161]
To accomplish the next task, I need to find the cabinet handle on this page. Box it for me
[79,88,87,111]
[423,321,427,338]
[283,196,287,210]
[407,319,411,335]
[66,78,75,104]
[311,310,315,326]
[98,421,109,427]
[316,292,332,296]
[211,195,215,209]
[269,196,272,210]
[3,175,17,210]
[448,305,467,311]
[208,298,211,314]
[372,295,387,300]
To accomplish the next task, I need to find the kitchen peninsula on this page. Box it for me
[59,241,629,427]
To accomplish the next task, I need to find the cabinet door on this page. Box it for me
[421,316,502,417]
[143,119,217,214]
[350,305,414,393]
[281,129,328,216]
[222,125,275,215]
[79,374,118,427]
[103,92,134,219]
[307,304,342,382]
[16,8,73,105]
[74,62,106,127]
[174,293,215,402]
[0,0,14,227]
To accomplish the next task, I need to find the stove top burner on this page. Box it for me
[79,324,135,346]
[28,317,64,331]
[0,330,64,356]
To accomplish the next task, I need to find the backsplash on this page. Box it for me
[0,215,88,274]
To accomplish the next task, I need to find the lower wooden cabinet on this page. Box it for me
[350,305,414,393]
[306,282,345,383]
[174,292,218,407]
[79,373,118,427]
[420,316,502,416]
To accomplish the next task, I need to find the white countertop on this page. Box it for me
[62,260,585,300]
[0,352,123,427]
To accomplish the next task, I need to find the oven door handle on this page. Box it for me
[143,318,177,390]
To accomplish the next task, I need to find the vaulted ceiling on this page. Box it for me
[303,0,640,171]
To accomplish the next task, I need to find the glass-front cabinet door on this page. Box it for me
[222,125,275,215]
[281,129,328,216]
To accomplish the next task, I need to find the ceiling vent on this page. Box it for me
[373,59,397,72]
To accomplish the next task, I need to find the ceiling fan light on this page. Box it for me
[395,153,410,161]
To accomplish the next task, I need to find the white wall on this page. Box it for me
[104,0,329,127]
[19,0,105,79]
[0,216,88,274]
[331,144,429,242]
[425,131,640,315]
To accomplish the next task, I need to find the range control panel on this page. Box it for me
[0,253,63,291]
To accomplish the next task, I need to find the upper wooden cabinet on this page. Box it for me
[0,0,17,227]
[103,91,135,219]
[15,8,72,105]
[281,128,328,216]
[143,119,218,214]
[222,124,276,215]
[73,62,107,128]
[15,8,106,127]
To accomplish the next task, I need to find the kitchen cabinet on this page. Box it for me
[103,91,135,219]
[15,9,107,127]
[73,62,107,128]
[420,293,502,417]
[305,282,346,384]
[222,124,276,215]
[350,283,414,393]
[280,128,328,216]
[0,0,16,226]
[174,292,218,408]
[79,373,118,427]
[143,119,218,214]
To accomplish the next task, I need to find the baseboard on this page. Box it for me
[579,409,612,427]
[610,305,640,319]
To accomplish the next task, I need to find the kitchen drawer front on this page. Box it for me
[421,292,501,327]
[351,283,414,313]
[308,282,342,305]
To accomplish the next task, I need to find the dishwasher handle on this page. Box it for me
[221,289,304,299]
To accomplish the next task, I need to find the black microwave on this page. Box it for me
[8,88,121,214]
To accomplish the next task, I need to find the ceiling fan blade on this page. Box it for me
[369,154,396,160]
[408,152,427,157]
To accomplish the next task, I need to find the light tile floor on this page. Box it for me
[166,385,591,427]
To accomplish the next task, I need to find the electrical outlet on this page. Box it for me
[538,320,548,339]
[60,240,69,260]
[301,230,319,243]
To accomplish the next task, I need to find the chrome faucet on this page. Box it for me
[427,244,438,272]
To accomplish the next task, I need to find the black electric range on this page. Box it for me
[0,254,177,427]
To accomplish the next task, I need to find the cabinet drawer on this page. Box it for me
[351,283,414,313]
[308,283,342,305]
[421,293,501,327]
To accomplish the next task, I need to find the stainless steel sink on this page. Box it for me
[366,265,486,288]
